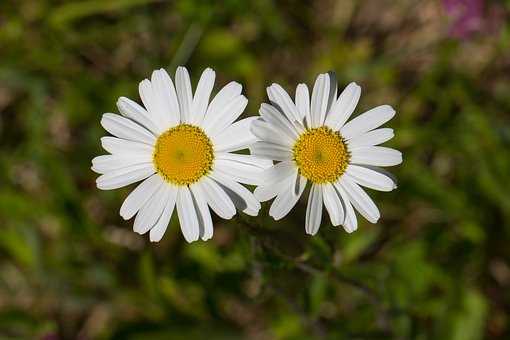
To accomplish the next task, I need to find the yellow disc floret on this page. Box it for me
[153,124,214,185]
[292,126,350,184]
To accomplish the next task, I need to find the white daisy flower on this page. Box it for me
[251,72,402,235]
[92,67,269,243]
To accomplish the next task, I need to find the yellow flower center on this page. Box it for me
[292,126,350,184]
[153,124,214,185]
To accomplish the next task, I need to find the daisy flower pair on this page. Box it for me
[92,67,402,243]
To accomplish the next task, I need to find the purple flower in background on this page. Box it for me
[442,0,505,39]
[442,0,484,38]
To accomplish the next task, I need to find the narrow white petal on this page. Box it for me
[267,83,301,123]
[260,161,296,186]
[347,128,394,147]
[117,97,159,135]
[295,83,311,127]
[203,81,242,128]
[214,156,267,186]
[96,164,154,190]
[217,153,273,169]
[189,184,214,241]
[324,82,361,131]
[361,165,398,189]
[204,95,248,137]
[120,174,163,220]
[250,119,294,147]
[269,174,306,220]
[349,146,403,167]
[254,177,292,202]
[100,137,153,156]
[91,154,151,174]
[133,183,170,234]
[259,103,299,139]
[326,71,338,114]
[139,78,167,132]
[151,68,180,127]
[334,182,358,233]
[149,188,177,242]
[310,74,330,127]
[213,117,258,153]
[176,186,200,242]
[101,113,156,145]
[345,164,395,191]
[249,141,292,161]
[339,177,380,223]
[305,184,323,235]
[190,68,215,125]
[198,176,236,219]
[210,171,261,216]
[175,66,193,123]
[322,183,344,226]
[341,105,395,140]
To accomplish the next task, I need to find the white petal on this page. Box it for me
[218,152,273,168]
[96,164,154,190]
[350,146,403,167]
[259,103,299,139]
[269,174,306,220]
[260,161,296,186]
[305,184,323,235]
[120,174,164,220]
[189,184,214,241]
[254,177,293,202]
[101,113,155,145]
[249,141,292,161]
[151,68,180,127]
[204,95,248,137]
[347,128,394,147]
[345,164,395,191]
[117,97,159,135]
[91,154,151,174]
[325,82,361,131]
[210,171,261,216]
[139,78,167,132]
[267,83,301,123]
[203,81,242,128]
[341,105,395,140]
[310,74,330,127]
[133,183,171,235]
[149,188,177,242]
[214,153,268,186]
[334,182,358,233]
[198,176,236,219]
[213,117,257,153]
[250,119,294,147]
[175,66,193,123]
[322,183,344,226]
[100,137,153,156]
[190,68,215,125]
[339,177,380,223]
[295,83,311,127]
[326,71,338,114]
[176,186,200,242]
[361,165,398,189]
[293,172,307,196]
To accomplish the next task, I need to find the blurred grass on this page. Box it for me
[1,0,510,339]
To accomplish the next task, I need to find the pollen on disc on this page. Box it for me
[292,126,350,184]
[153,124,214,185]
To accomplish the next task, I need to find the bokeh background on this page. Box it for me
[1,0,510,339]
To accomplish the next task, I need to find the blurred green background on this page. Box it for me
[1,0,510,339]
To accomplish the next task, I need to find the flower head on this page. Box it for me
[251,72,402,235]
[92,67,269,242]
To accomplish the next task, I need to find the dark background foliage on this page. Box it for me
[1,0,510,339]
